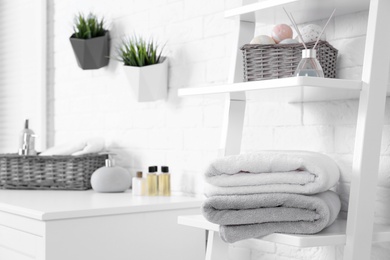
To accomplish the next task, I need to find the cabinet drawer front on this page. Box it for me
[0,210,44,236]
[0,247,35,260]
[0,225,41,259]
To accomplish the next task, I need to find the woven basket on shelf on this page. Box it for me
[0,153,107,190]
[241,41,338,81]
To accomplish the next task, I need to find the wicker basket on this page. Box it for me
[241,41,338,81]
[0,153,108,190]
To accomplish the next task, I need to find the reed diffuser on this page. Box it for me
[283,8,336,77]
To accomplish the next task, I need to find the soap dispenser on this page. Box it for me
[91,158,132,193]
[18,119,37,156]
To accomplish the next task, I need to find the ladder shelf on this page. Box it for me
[178,77,362,102]
[178,215,390,248]
[177,0,390,259]
[224,0,370,24]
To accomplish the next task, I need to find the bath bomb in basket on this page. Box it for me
[300,24,326,42]
[271,24,293,43]
[279,38,299,44]
[250,35,275,44]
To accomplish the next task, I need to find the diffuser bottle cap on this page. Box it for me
[136,171,143,178]
[301,49,317,59]
[161,166,169,173]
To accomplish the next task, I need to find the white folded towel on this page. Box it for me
[40,137,105,156]
[205,150,340,196]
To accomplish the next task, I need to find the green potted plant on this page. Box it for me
[70,13,109,70]
[118,36,167,102]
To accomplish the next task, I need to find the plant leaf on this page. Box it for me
[73,12,106,39]
[117,35,165,67]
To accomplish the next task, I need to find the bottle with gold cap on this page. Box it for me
[158,166,171,196]
[132,171,147,196]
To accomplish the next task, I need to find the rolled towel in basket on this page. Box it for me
[40,137,105,156]
[202,190,341,243]
[205,151,340,196]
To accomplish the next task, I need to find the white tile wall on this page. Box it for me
[48,0,390,258]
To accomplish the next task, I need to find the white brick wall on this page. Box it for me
[48,0,390,259]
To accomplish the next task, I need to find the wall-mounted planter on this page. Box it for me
[123,57,168,102]
[69,31,109,70]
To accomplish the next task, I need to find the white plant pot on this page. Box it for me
[123,58,168,102]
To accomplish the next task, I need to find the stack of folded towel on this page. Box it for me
[201,151,341,243]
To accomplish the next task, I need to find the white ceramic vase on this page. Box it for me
[123,57,168,102]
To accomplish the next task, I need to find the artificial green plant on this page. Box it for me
[73,13,106,39]
[118,36,164,67]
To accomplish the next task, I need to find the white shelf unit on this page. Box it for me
[177,0,390,260]
[178,77,362,102]
[224,0,370,24]
[178,215,390,248]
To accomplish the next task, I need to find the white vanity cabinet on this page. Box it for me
[0,190,204,260]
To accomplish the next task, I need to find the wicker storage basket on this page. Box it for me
[241,41,338,81]
[0,153,108,190]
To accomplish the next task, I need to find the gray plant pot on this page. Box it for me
[69,31,109,70]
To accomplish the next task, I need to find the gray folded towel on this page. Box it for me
[201,190,341,243]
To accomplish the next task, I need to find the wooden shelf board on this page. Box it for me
[178,77,362,102]
[178,215,390,248]
[224,0,370,24]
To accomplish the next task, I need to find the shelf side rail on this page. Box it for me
[344,0,390,259]
[219,18,255,156]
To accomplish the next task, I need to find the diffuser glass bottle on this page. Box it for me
[295,49,324,77]
[158,166,171,196]
[147,166,158,196]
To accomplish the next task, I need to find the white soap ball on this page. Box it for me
[299,24,326,43]
[250,35,275,44]
[279,38,299,44]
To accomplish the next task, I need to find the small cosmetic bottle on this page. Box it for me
[147,166,158,196]
[158,166,171,196]
[132,171,147,196]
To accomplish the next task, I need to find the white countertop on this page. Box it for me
[0,190,204,221]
